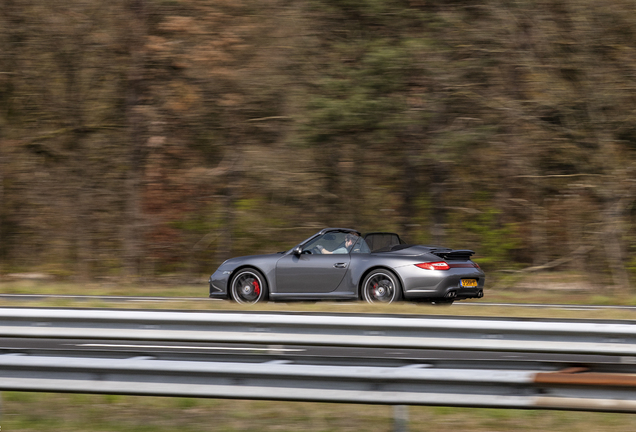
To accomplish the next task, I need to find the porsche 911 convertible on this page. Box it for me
[209,228,485,305]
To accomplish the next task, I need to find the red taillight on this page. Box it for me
[415,261,450,270]
[473,262,480,269]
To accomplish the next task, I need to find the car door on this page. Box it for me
[275,231,353,293]
[275,253,350,294]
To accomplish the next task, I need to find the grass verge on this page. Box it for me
[3,392,636,432]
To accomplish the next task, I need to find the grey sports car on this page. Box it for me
[209,228,485,305]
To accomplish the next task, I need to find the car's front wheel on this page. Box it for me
[361,269,402,304]
[230,269,268,304]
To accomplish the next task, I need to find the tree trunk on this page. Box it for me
[122,0,147,279]
[602,199,631,291]
[429,162,447,245]
[56,30,92,282]
[214,150,242,267]
[400,144,419,240]
[0,149,4,278]
[0,0,19,278]
[531,203,548,267]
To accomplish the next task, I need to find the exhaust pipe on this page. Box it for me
[477,290,483,298]
[446,291,457,299]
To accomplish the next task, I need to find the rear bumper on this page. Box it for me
[398,265,485,301]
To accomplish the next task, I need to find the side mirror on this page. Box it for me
[292,246,303,255]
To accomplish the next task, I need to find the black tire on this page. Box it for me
[361,269,403,304]
[230,268,268,305]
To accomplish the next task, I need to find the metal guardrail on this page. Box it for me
[1,307,636,355]
[0,308,635,413]
[0,354,635,413]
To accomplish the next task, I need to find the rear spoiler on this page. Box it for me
[431,249,475,260]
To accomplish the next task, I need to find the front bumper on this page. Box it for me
[209,270,230,299]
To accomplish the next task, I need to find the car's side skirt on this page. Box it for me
[269,292,358,302]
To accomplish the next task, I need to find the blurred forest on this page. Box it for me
[1,0,636,290]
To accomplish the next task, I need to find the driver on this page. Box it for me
[318,234,357,255]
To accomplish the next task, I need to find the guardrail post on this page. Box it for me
[393,405,408,432]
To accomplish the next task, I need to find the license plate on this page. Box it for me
[461,279,477,287]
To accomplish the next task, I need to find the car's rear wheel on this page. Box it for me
[230,269,268,304]
[361,269,402,304]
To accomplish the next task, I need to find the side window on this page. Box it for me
[302,232,348,254]
[351,237,371,254]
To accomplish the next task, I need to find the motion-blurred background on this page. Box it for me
[1,0,635,290]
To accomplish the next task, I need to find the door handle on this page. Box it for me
[334,263,347,268]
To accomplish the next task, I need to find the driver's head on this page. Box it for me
[345,234,357,247]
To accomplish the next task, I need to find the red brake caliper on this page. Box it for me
[252,280,260,296]
[373,283,378,296]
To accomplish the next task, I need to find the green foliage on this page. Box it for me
[461,208,523,270]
